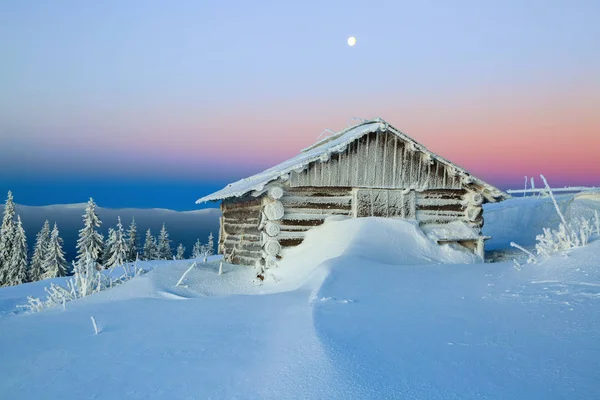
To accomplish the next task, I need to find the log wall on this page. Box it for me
[273,186,352,250]
[220,194,263,266]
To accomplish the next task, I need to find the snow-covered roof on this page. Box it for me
[196,118,508,204]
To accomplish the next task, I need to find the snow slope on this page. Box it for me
[1,196,599,399]
[484,193,600,250]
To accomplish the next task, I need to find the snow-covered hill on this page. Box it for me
[0,194,599,399]
[0,203,220,261]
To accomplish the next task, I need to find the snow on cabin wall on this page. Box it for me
[289,130,464,190]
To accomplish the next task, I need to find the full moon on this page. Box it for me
[347,36,356,46]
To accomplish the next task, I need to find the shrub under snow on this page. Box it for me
[21,252,145,313]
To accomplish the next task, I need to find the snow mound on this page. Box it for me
[273,217,476,292]
[484,194,600,251]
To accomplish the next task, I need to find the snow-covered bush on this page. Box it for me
[21,252,146,313]
[534,217,595,258]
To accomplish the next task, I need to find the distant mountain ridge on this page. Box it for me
[0,203,221,262]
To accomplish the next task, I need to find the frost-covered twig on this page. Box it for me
[218,262,223,276]
[540,175,570,232]
[90,316,100,335]
[176,262,196,286]
[510,242,537,264]
[523,176,528,197]
[595,210,600,235]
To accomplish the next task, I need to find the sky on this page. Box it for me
[1,0,599,210]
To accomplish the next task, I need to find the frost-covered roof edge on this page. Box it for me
[195,118,509,204]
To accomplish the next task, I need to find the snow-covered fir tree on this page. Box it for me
[29,220,51,282]
[157,224,172,260]
[102,227,116,266]
[106,217,127,268]
[76,198,104,266]
[192,238,202,259]
[0,191,16,285]
[175,243,186,260]
[143,229,158,260]
[206,232,214,257]
[4,216,28,286]
[125,217,138,262]
[43,223,68,279]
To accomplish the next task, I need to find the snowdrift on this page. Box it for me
[484,193,600,250]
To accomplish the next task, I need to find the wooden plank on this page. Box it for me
[278,224,311,232]
[279,238,304,247]
[230,255,259,267]
[223,240,262,252]
[223,234,261,243]
[283,207,351,216]
[416,189,467,200]
[417,203,465,212]
[276,231,306,240]
[280,195,352,207]
[222,196,262,209]
[279,218,325,226]
[222,208,261,220]
[223,223,260,235]
[285,186,351,196]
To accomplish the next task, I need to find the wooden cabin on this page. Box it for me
[196,118,508,275]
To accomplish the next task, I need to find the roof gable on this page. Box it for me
[196,118,508,204]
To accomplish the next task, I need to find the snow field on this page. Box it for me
[0,193,599,399]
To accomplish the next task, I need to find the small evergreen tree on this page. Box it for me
[43,223,68,279]
[102,227,116,266]
[29,220,51,282]
[175,243,186,260]
[192,238,202,259]
[157,224,172,260]
[0,191,16,285]
[125,217,138,262]
[106,217,127,268]
[143,229,158,260]
[206,232,214,257]
[76,198,104,265]
[5,216,28,286]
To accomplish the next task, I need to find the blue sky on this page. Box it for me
[1,0,599,209]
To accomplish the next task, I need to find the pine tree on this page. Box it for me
[76,198,104,265]
[0,191,16,285]
[107,217,127,268]
[43,223,68,279]
[29,220,51,282]
[5,216,28,286]
[175,243,186,260]
[192,239,202,259]
[102,227,116,266]
[143,229,158,260]
[157,224,172,260]
[125,217,138,262]
[206,232,214,257]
